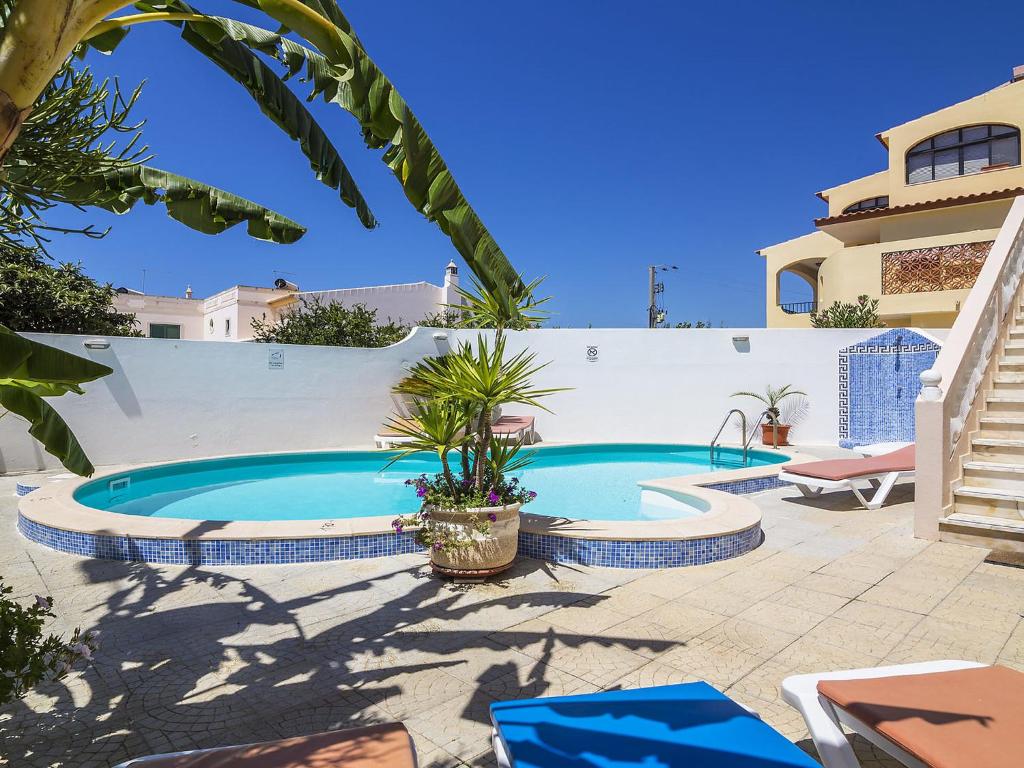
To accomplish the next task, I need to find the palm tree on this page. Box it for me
[731,384,807,425]
[0,0,520,293]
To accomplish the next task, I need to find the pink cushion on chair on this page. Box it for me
[491,416,535,435]
[783,446,915,482]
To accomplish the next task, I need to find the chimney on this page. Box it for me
[1013,65,1024,83]
[185,284,193,299]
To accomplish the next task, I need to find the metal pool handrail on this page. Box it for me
[744,409,776,451]
[710,409,747,465]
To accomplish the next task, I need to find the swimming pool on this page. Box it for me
[73,444,789,523]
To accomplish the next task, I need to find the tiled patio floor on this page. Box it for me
[2,474,1022,767]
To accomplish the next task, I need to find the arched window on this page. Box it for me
[906,124,1019,184]
[843,196,889,214]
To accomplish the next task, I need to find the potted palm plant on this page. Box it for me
[385,277,561,578]
[731,384,806,447]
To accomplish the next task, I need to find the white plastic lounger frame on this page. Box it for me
[778,469,914,510]
[781,659,986,768]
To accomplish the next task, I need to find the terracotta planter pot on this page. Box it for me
[427,502,521,578]
[761,423,790,447]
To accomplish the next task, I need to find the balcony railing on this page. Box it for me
[779,301,817,314]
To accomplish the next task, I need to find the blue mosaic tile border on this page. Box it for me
[698,476,791,495]
[15,483,40,497]
[19,510,762,569]
[517,524,762,569]
[18,513,422,566]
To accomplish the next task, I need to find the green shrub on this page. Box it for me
[0,578,99,706]
[810,295,885,328]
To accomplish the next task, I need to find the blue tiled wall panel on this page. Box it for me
[517,524,762,569]
[838,329,939,448]
[15,483,39,497]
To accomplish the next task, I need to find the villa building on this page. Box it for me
[759,65,1024,328]
[113,261,462,341]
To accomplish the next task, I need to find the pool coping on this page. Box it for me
[16,444,820,567]
[18,445,817,540]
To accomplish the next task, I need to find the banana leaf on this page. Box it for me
[0,383,97,476]
[57,164,307,243]
[91,3,522,294]
[0,326,112,475]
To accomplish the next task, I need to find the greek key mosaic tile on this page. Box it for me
[838,329,939,448]
[517,524,762,569]
[18,514,421,566]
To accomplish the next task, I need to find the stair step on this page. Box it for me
[993,373,1024,384]
[954,485,1024,502]
[979,415,1024,424]
[985,394,1024,403]
[963,460,1024,473]
[942,512,1024,534]
[998,360,1024,370]
[973,437,1024,448]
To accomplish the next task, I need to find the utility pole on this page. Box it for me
[647,264,678,328]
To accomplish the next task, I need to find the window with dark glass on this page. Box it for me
[149,323,181,339]
[842,196,890,214]
[906,125,1020,184]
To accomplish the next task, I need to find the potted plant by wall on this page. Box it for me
[731,384,806,447]
[386,278,560,578]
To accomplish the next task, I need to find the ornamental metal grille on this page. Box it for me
[881,241,993,295]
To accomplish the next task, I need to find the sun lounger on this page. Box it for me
[782,660,1024,768]
[491,415,536,445]
[112,723,418,767]
[490,682,821,767]
[778,445,915,510]
[375,416,421,449]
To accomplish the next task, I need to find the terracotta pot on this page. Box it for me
[761,423,790,447]
[427,502,521,578]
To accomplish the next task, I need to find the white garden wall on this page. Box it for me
[0,327,945,474]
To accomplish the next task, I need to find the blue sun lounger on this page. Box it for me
[490,682,821,768]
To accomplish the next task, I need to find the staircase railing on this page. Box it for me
[916,196,1024,538]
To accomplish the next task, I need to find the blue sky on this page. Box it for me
[50,0,1024,327]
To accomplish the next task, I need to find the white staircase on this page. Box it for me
[942,305,1024,552]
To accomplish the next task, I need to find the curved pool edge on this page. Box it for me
[16,446,820,568]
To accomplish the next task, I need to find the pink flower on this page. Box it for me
[35,595,51,611]
[433,541,444,551]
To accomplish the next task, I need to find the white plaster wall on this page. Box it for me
[489,328,945,446]
[0,329,444,474]
[0,327,946,474]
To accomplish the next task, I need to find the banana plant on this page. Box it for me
[0,325,112,476]
[0,0,521,294]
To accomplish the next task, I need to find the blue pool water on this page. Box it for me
[74,444,789,522]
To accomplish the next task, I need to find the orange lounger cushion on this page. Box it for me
[783,445,915,482]
[816,665,1024,768]
[135,723,416,768]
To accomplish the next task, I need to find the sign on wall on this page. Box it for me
[586,345,599,363]
[268,348,284,370]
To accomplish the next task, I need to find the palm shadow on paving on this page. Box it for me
[0,554,680,767]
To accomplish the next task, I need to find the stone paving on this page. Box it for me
[2,474,1023,767]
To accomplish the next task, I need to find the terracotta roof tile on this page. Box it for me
[815,186,1024,226]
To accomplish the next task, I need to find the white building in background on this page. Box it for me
[113,261,462,341]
